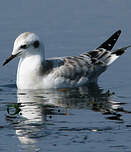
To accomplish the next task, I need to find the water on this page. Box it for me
[0,0,131,151]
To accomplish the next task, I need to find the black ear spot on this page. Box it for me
[33,40,40,48]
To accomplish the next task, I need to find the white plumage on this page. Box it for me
[3,30,130,89]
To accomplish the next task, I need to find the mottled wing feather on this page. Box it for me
[46,55,92,82]
[81,30,122,65]
[45,30,127,84]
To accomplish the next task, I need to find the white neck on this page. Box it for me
[17,53,45,89]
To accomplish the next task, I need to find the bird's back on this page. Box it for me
[43,30,130,88]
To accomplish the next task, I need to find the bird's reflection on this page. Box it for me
[6,84,128,149]
[7,84,124,120]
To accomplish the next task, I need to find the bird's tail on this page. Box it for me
[105,45,131,65]
[88,45,131,83]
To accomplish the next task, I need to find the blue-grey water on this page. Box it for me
[0,0,131,152]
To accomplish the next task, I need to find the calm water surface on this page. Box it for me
[0,1,131,152]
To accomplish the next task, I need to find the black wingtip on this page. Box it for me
[112,45,131,56]
[112,49,125,56]
[117,29,121,34]
[97,30,122,51]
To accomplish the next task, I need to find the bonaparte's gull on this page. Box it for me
[3,30,130,89]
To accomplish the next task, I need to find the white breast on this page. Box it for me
[17,55,44,89]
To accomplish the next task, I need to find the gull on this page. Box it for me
[3,30,131,89]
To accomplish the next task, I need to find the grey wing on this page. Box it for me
[46,56,92,82]
[45,30,129,83]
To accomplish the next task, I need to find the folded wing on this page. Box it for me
[45,30,130,85]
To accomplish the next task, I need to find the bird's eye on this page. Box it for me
[20,44,28,49]
[33,40,39,48]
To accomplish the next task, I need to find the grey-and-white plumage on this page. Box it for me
[3,30,131,89]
